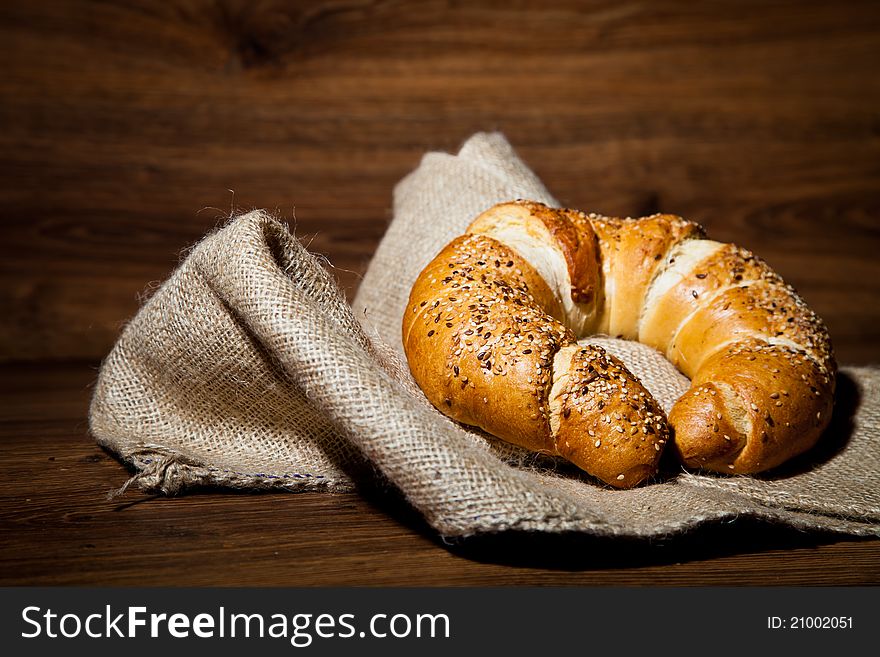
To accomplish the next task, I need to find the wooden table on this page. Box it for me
[2,0,878,585]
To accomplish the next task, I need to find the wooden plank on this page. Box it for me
[1,0,879,362]
[1,0,879,585]
[1,361,878,586]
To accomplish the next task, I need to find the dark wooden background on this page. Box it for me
[1,0,879,585]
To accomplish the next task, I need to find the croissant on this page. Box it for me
[402,200,836,488]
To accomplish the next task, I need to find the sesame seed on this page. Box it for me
[617,474,625,481]
[595,439,601,448]
[750,403,759,411]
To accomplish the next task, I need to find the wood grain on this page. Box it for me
[1,362,878,586]
[1,0,879,363]
[1,0,879,586]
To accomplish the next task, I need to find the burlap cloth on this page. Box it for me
[90,133,880,539]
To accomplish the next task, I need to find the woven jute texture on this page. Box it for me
[90,133,880,539]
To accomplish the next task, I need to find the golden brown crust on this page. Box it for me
[645,241,836,474]
[403,234,572,452]
[588,214,704,339]
[670,278,835,377]
[465,200,602,321]
[519,201,601,304]
[405,204,674,486]
[550,345,668,488]
[669,339,834,473]
[403,199,836,486]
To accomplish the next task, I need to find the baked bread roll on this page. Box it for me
[402,200,835,487]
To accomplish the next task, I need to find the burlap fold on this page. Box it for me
[90,133,880,539]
